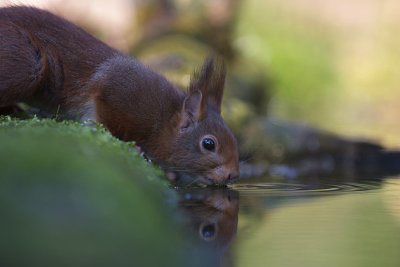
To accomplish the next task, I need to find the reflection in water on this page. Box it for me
[174,187,239,266]
[171,170,400,267]
[171,169,400,267]
[230,174,400,267]
[383,178,400,225]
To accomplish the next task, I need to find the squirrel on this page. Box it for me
[0,6,239,185]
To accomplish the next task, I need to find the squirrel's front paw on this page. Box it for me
[133,145,151,162]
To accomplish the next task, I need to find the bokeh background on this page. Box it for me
[4,0,400,156]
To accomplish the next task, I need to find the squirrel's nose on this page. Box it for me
[226,171,239,183]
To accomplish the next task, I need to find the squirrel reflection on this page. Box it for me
[175,188,239,254]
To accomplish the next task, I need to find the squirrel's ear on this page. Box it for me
[189,57,226,114]
[178,90,206,133]
[206,60,225,114]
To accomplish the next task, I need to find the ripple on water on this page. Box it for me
[229,180,382,197]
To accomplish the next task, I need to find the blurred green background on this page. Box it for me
[6,0,400,153]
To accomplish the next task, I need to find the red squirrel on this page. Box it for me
[0,6,239,185]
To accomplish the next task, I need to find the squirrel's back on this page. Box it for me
[0,6,117,115]
[0,6,114,66]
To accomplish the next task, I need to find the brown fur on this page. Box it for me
[0,6,239,185]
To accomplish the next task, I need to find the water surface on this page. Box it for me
[174,174,400,267]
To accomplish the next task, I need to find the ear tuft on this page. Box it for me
[188,56,226,114]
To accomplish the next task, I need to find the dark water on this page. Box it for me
[172,174,400,267]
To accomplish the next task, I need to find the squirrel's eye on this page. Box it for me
[202,138,215,151]
[200,223,216,240]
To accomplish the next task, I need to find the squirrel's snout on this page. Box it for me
[225,162,240,184]
[226,172,239,183]
[209,165,239,185]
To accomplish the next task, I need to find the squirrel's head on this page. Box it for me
[157,58,239,185]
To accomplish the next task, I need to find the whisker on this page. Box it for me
[164,166,210,174]
[239,157,253,164]
[185,177,202,187]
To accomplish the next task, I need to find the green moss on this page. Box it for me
[0,116,200,267]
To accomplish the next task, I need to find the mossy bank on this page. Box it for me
[0,116,205,267]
